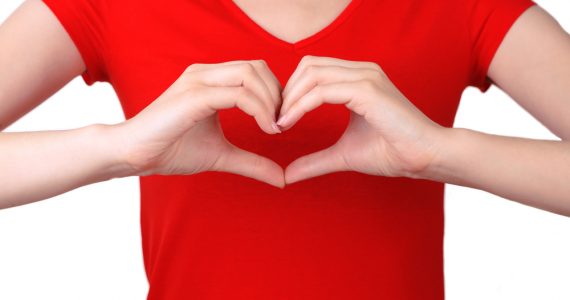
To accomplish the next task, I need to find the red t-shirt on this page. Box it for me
[41,0,536,298]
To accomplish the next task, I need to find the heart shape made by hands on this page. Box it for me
[218,84,350,187]
[217,55,442,189]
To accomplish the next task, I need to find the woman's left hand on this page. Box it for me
[277,55,448,184]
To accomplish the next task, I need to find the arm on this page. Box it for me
[0,124,133,209]
[0,0,132,209]
[423,127,570,216]
[416,5,570,217]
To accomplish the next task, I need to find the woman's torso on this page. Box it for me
[104,0,472,298]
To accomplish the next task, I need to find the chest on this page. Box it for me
[103,0,472,165]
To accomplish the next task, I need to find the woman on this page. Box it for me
[0,0,568,299]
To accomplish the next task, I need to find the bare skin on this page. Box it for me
[0,0,569,217]
[231,0,353,44]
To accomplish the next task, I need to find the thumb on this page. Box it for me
[284,145,349,184]
[212,143,285,188]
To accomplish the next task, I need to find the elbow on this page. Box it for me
[558,130,570,141]
[0,89,11,132]
[552,125,570,141]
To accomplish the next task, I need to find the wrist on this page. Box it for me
[88,123,140,178]
[410,126,466,182]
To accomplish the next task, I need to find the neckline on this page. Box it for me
[223,0,364,50]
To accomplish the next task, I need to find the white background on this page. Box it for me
[1,0,569,299]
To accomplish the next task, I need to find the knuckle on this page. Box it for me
[234,87,253,113]
[368,68,384,80]
[184,63,201,73]
[304,65,320,80]
[299,55,313,68]
[369,62,387,79]
[306,85,323,103]
[236,85,249,98]
[181,83,200,98]
[368,61,382,71]
[240,62,257,79]
[179,71,196,85]
[360,79,379,92]
[236,86,257,107]
[255,59,268,67]
[241,62,256,73]
[301,55,314,64]
[311,84,322,95]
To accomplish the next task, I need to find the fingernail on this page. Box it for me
[271,121,282,133]
[277,114,288,126]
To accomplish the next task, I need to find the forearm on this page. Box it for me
[0,124,134,209]
[417,127,570,216]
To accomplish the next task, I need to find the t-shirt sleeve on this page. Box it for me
[466,0,537,93]
[41,0,109,86]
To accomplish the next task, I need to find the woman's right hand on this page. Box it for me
[112,59,285,188]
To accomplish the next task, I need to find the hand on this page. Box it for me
[113,59,286,188]
[277,55,447,184]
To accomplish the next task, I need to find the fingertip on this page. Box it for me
[255,116,280,134]
[271,121,282,134]
[265,163,286,188]
[276,113,289,127]
[276,119,294,132]
[284,170,302,185]
[272,177,286,189]
[283,162,303,185]
[281,84,288,96]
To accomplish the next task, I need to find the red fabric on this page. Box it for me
[41,0,536,298]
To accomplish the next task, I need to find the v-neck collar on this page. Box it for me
[222,0,364,51]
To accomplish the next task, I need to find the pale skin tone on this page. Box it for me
[0,0,569,217]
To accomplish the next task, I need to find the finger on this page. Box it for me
[212,143,285,188]
[279,65,378,118]
[282,55,381,100]
[188,62,277,119]
[249,59,283,112]
[277,80,372,131]
[190,85,281,134]
[284,144,349,184]
[190,60,281,113]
